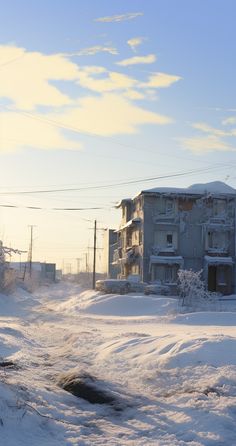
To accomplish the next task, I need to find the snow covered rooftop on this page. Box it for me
[140,181,236,197]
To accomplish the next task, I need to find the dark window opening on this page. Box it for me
[167,233,173,246]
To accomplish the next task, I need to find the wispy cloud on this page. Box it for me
[222,116,236,126]
[116,54,156,66]
[48,94,172,138]
[178,135,235,154]
[127,37,145,52]
[0,110,82,152]
[179,120,236,154]
[76,67,138,93]
[192,122,229,137]
[75,66,181,95]
[94,12,143,23]
[123,90,145,100]
[196,107,236,113]
[143,72,182,89]
[0,44,177,152]
[62,46,118,57]
[0,45,77,110]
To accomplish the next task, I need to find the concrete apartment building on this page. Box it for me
[114,182,236,294]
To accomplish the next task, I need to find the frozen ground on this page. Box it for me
[0,282,236,445]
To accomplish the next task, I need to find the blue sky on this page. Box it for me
[0,0,236,271]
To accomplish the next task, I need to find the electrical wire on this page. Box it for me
[0,165,230,196]
[0,105,227,167]
[0,204,105,211]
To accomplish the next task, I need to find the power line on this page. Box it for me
[0,205,105,211]
[0,105,228,167]
[0,164,231,196]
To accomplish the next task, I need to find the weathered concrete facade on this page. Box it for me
[114,183,236,294]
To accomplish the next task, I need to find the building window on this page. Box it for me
[166,199,174,213]
[154,230,177,250]
[213,199,226,216]
[164,266,175,283]
[166,233,173,246]
[207,231,228,250]
[217,267,227,286]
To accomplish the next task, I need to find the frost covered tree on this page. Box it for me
[178,269,206,306]
[0,241,26,292]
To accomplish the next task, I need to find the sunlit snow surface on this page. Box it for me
[0,283,236,445]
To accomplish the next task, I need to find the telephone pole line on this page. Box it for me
[28,225,36,277]
[92,220,97,289]
[76,257,81,276]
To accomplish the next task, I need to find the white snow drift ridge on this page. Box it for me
[57,291,179,317]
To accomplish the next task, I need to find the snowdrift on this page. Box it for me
[58,290,179,317]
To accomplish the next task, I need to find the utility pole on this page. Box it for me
[28,225,36,278]
[76,257,81,282]
[92,220,97,289]
[85,253,88,273]
[66,263,72,275]
[76,258,81,275]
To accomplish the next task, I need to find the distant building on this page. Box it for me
[56,269,63,281]
[41,263,56,282]
[113,182,236,294]
[11,261,56,283]
[103,229,119,278]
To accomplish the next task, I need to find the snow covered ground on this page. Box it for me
[0,282,236,445]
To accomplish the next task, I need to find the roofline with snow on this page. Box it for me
[115,198,132,208]
[135,189,236,199]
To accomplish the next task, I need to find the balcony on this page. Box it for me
[119,217,141,231]
[206,247,229,256]
[112,248,123,264]
[151,245,177,256]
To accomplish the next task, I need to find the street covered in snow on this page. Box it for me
[0,282,236,445]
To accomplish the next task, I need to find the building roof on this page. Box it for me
[115,198,132,208]
[115,182,236,208]
[139,181,236,197]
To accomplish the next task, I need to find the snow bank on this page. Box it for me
[171,311,236,326]
[98,331,236,371]
[0,283,236,445]
[58,291,179,317]
[158,335,236,368]
[0,288,39,317]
